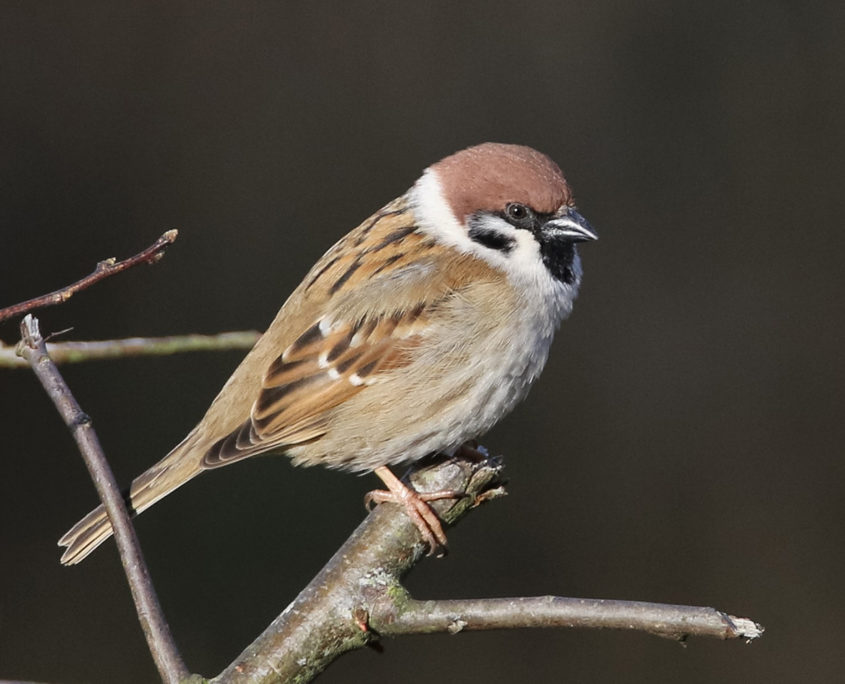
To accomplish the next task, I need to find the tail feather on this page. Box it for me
[58,506,114,565]
[58,441,204,565]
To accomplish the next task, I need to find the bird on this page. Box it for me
[58,142,597,565]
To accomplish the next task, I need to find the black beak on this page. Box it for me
[543,208,598,243]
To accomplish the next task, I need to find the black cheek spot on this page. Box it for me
[468,225,515,253]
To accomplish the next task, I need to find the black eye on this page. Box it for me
[506,203,529,221]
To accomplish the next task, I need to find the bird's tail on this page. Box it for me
[58,436,205,565]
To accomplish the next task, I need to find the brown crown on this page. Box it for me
[431,142,573,222]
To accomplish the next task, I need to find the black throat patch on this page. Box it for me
[537,238,577,284]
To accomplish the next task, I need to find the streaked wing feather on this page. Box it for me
[200,197,472,470]
[202,315,423,468]
[201,261,439,467]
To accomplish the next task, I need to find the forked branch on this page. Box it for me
[16,315,189,684]
[213,455,762,683]
[11,237,763,684]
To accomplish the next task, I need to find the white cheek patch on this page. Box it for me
[465,214,544,273]
[408,169,470,250]
[409,166,579,328]
[409,171,550,286]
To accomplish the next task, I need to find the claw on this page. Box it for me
[366,465,461,556]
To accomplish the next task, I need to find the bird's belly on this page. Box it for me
[288,312,557,473]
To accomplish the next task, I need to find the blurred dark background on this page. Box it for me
[1,2,843,682]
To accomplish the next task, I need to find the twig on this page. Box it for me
[0,331,261,369]
[371,595,763,641]
[213,455,762,683]
[0,230,178,323]
[16,315,190,684]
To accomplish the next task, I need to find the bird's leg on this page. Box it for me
[455,440,488,461]
[365,465,460,556]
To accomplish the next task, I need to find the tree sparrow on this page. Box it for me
[59,142,597,564]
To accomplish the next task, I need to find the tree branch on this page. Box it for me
[16,314,189,684]
[213,454,762,683]
[213,454,507,684]
[0,230,178,323]
[0,331,261,369]
[371,595,763,641]
[16,311,763,683]
[9,234,764,684]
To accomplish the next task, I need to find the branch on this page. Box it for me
[371,596,763,641]
[9,233,763,683]
[213,454,506,683]
[16,315,190,684]
[0,230,178,323]
[213,454,762,683]
[0,331,261,369]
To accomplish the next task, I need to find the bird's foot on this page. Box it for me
[365,465,461,556]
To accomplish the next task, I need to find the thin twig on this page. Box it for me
[370,595,763,641]
[0,230,178,323]
[17,315,190,684]
[0,331,261,369]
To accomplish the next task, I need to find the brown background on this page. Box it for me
[1,2,843,682]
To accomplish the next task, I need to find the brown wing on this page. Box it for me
[200,197,451,468]
[201,305,431,467]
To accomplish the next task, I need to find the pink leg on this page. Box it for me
[365,465,461,556]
